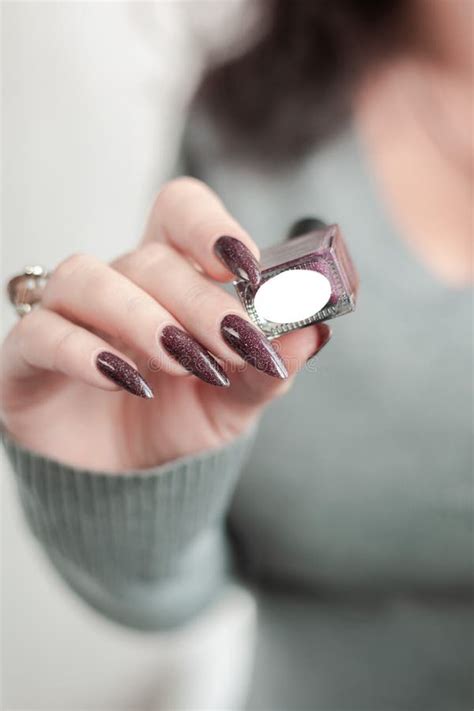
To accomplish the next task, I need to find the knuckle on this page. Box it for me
[113,293,156,345]
[111,249,135,272]
[45,253,99,303]
[52,328,78,371]
[182,280,213,311]
[124,293,152,317]
[153,177,209,214]
[113,248,144,275]
[153,179,180,214]
[54,253,96,280]
[117,243,173,278]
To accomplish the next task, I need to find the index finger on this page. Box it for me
[143,177,261,287]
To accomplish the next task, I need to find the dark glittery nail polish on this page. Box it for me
[306,324,332,362]
[220,314,288,379]
[214,236,261,289]
[160,325,230,387]
[96,352,154,399]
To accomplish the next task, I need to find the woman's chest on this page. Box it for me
[229,279,472,589]
[193,124,472,587]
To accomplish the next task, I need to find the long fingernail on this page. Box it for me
[96,352,154,399]
[306,324,332,362]
[220,314,288,379]
[161,325,230,387]
[214,236,261,289]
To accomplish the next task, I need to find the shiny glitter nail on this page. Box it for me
[160,325,230,387]
[214,235,261,289]
[96,352,154,399]
[220,313,288,379]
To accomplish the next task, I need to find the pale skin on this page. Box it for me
[0,178,327,471]
[1,1,472,472]
[355,0,473,286]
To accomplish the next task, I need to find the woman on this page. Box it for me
[2,1,472,709]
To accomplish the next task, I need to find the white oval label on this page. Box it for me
[254,269,331,324]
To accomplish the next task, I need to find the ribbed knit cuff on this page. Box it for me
[2,426,257,629]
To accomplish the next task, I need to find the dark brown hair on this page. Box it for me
[196,0,410,165]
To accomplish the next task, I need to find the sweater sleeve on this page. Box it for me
[2,426,257,631]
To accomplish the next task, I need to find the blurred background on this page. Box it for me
[2,2,473,709]
[2,2,258,709]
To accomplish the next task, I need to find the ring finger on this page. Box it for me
[42,253,230,387]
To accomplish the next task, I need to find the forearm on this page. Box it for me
[2,425,257,630]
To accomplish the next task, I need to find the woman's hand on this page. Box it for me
[1,178,329,471]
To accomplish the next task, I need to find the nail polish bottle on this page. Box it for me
[234,224,358,339]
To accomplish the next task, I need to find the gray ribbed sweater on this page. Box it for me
[3,121,473,710]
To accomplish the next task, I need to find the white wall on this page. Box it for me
[1,3,256,709]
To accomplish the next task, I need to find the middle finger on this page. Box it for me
[114,243,288,379]
[42,253,229,385]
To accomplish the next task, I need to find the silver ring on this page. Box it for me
[7,265,50,317]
